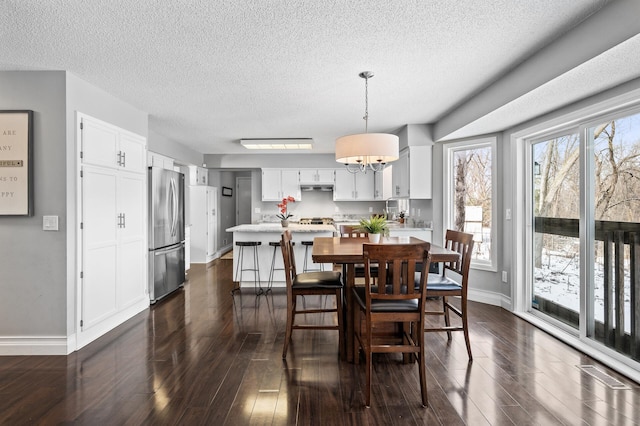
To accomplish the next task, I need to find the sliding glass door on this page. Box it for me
[586,114,640,359]
[528,110,640,362]
[531,132,581,329]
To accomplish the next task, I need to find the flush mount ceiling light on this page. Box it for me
[240,138,314,150]
[335,71,399,173]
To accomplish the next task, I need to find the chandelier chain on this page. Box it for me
[363,75,369,133]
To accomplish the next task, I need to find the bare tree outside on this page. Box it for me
[532,110,640,340]
[453,146,492,261]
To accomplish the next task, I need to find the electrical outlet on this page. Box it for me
[505,208,512,220]
[502,271,508,283]
[369,206,373,212]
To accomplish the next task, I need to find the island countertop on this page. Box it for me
[226,223,336,233]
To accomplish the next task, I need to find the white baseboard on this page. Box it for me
[75,297,149,351]
[468,288,505,307]
[0,336,69,355]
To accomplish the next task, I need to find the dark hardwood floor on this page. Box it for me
[1,258,639,425]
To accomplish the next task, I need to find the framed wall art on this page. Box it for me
[0,110,34,216]
[222,186,233,197]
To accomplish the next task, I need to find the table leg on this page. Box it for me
[344,263,355,362]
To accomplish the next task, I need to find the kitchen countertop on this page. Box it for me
[226,224,336,233]
[334,221,432,231]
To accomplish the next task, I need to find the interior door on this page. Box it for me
[207,187,217,257]
[82,165,118,330]
[117,171,147,308]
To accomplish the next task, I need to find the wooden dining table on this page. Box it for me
[312,236,461,362]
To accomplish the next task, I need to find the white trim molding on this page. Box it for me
[0,336,69,355]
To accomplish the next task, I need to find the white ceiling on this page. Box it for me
[2,0,639,156]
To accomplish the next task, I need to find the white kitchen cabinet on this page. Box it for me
[391,146,432,199]
[78,114,148,349]
[261,169,301,201]
[81,116,146,174]
[392,149,410,198]
[389,227,432,242]
[333,169,375,201]
[189,166,209,186]
[373,169,392,200]
[148,151,174,170]
[299,168,335,184]
[190,186,218,263]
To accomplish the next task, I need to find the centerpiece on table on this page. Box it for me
[355,215,389,243]
[277,196,296,227]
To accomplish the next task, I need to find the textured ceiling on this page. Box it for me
[2,0,636,157]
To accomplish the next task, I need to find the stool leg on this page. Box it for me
[267,245,277,293]
[303,245,309,273]
[254,245,263,296]
[231,246,244,295]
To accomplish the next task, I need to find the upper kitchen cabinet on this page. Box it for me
[261,169,301,201]
[391,146,432,199]
[334,168,375,201]
[81,116,146,174]
[147,151,174,170]
[189,166,208,186]
[299,168,335,185]
[373,168,393,200]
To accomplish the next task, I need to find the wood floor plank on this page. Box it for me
[1,258,639,425]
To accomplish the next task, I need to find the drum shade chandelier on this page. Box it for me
[335,71,399,173]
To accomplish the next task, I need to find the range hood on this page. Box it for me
[300,184,334,192]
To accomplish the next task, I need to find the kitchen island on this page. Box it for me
[335,221,433,242]
[226,224,336,289]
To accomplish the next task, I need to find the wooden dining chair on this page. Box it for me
[421,229,474,361]
[339,224,368,238]
[338,225,376,282]
[352,242,432,407]
[281,230,344,359]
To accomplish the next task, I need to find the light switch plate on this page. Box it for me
[43,215,59,231]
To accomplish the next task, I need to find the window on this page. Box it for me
[444,137,497,270]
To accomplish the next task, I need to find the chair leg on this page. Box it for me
[442,296,452,340]
[335,288,344,360]
[365,337,372,408]
[418,325,428,407]
[461,298,473,361]
[282,295,295,359]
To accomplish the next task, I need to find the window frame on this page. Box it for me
[443,136,497,271]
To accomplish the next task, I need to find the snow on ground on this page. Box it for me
[533,248,632,332]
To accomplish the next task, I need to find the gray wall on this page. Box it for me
[148,129,203,167]
[0,70,148,344]
[0,71,67,336]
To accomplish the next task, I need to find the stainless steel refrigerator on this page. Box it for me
[148,167,185,303]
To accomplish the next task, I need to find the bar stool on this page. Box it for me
[301,240,323,272]
[267,240,294,292]
[233,241,262,295]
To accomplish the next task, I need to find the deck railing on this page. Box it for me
[534,217,640,361]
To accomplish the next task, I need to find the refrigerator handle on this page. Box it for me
[153,242,184,256]
[169,177,178,237]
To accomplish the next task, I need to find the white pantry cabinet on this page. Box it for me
[78,114,148,349]
[190,186,218,263]
[261,169,301,201]
[81,117,146,173]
